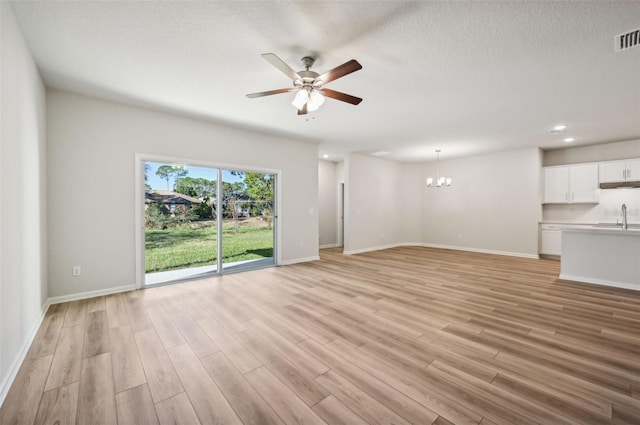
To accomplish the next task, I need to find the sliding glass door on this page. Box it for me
[142,159,275,286]
[221,170,275,273]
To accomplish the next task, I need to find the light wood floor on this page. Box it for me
[2,246,640,425]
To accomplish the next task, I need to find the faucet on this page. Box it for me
[622,204,628,230]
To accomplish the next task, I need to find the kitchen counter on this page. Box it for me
[559,225,640,290]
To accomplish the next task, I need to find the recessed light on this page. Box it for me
[371,151,390,157]
[564,137,575,143]
[549,124,567,134]
[322,154,329,159]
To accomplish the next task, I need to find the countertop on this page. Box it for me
[560,225,640,235]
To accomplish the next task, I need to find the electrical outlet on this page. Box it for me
[72,266,81,276]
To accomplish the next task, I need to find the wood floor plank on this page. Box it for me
[311,395,370,425]
[234,329,330,405]
[166,343,242,425]
[300,338,444,425]
[63,299,87,328]
[44,324,84,391]
[197,315,262,373]
[168,309,219,357]
[246,318,329,377]
[86,295,106,312]
[109,325,147,393]
[314,369,414,425]
[200,352,284,425]
[83,309,110,358]
[34,381,79,425]
[115,384,159,425]
[147,305,186,348]
[0,355,53,425]
[106,293,130,328]
[245,366,328,425]
[125,296,155,333]
[134,328,184,403]
[77,352,117,425]
[324,338,477,425]
[155,392,201,425]
[26,305,66,359]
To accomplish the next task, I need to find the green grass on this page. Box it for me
[145,224,273,273]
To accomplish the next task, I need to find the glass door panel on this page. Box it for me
[144,161,218,285]
[221,170,275,272]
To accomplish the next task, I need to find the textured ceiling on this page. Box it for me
[10,1,640,162]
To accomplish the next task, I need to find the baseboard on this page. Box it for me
[420,243,540,259]
[559,274,640,292]
[0,300,50,407]
[279,256,320,266]
[47,284,138,305]
[319,244,340,249]
[343,243,405,255]
[342,242,538,259]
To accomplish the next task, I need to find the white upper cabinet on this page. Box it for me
[599,159,640,183]
[543,166,569,203]
[625,159,640,181]
[543,163,599,204]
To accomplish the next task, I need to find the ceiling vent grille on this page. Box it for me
[615,29,640,52]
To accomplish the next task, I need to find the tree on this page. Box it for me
[175,177,216,199]
[156,165,188,190]
[244,173,274,206]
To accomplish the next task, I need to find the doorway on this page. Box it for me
[136,156,277,287]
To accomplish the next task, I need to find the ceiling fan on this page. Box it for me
[246,53,363,115]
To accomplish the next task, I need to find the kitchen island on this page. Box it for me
[560,226,640,290]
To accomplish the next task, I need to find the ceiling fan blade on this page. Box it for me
[316,59,362,85]
[262,53,301,81]
[320,88,363,105]
[246,88,296,98]
[297,103,308,115]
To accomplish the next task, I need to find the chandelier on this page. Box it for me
[426,150,452,187]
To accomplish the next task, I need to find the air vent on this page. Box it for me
[615,29,640,52]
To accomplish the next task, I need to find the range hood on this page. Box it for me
[599,181,640,189]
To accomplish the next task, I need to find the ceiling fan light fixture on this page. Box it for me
[291,89,309,109]
[307,90,325,112]
[247,53,363,114]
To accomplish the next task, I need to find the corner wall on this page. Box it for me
[0,2,48,403]
[47,90,319,299]
[344,153,414,254]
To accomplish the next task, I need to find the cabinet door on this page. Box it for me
[625,159,640,181]
[570,163,599,203]
[540,229,561,256]
[599,161,626,183]
[543,167,569,203]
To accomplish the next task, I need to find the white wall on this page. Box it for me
[421,148,542,257]
[543,139,640,166]
[318,160,338,247]
[344,153,411,254]
[0,2,48,403]
[47,90,319,299]
[400,163,423,244]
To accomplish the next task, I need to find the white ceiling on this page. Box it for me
[10,1,640,162]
